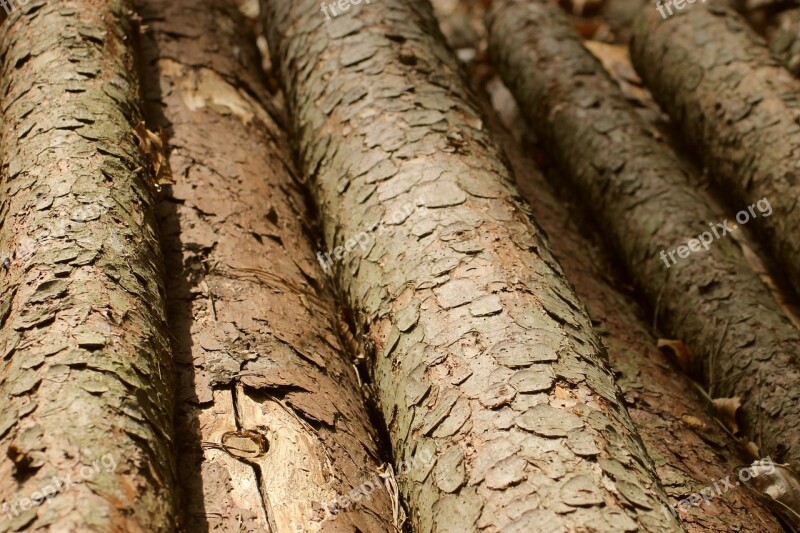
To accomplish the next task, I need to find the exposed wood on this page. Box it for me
[135,0,396,530]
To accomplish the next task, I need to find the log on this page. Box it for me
[488,0,800,471]
[630,1,800,302]
[135,0,397,530]
[470,38,781,533]
[262,0,681,530]
[0,0,177,530]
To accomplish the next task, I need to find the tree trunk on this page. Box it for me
[262,1,682,531]
[504,116,784,533]
[469,57,783,533]
[0,1,177,531]
[768,8,800,76]
[630,1,800,302]
[135,0,396,531]
[487,0,800,471]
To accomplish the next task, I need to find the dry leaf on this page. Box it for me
[742,440,761,461]
[572,20,602,39]
[657,338,691,373]
[554,385,571,400]
[681,415,705,430]
[712,397,742,435]
[133,121,173,189]
[743,460,800,531]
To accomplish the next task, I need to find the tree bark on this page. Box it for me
[503,113,784,533]
[487,0,800,471]
[630,1,800,302]
[262,1,682,531]
[764,8,800,76]
[468,58,783,533]
[0,1,177,531]
[135,0,396,531]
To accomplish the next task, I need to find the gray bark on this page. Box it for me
[0,0,177,531]
[768,7,800,75]
[630,1,800,307]
[488,0,800,471]
[262,0,682,531]
[474,58,782,533]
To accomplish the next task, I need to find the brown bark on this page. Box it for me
[630,1,800,304]
[262,0,683,531]
[0,0,177,531]
[488,0,800,471]
[135,0,396,531]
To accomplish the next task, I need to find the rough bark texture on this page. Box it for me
[427,4,783,528]
[477,75,783,533]
[263,0,682,531]
[135,0,396,531]
[0,1,176,531]
[504,120,783,533]
[488,0,800,471]
[769,7,800,76]
[630,1,800,302]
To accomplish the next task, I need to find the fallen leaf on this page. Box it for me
[742,440,760,461]
[133,121,174,189]
[657,338,691,373]
[681,415,705,430]
[742,460,800,531]
[554,384,571,400]
[712,397,742,435]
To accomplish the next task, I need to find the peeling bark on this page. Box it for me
[0,1,177,531]
[488,0,800,471]
[135,0,395,531]
[630,1,800,303]
[262,0,682,531]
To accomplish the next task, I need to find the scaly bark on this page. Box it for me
[488,0,800,471]
[0,1,176,531]
[766,8,800,76]
[428,3,782,528]
[470,55,782,533]
[503,109,783,533]
[630,1,800,302]
[135,0,396,531]
[263,0,682,531]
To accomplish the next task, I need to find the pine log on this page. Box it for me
[469,52,782,533]
[488,0,800,471]
[0,0,177,530]
[630,0,800,302]
[262,0,682,530]
[135,0,396,530]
